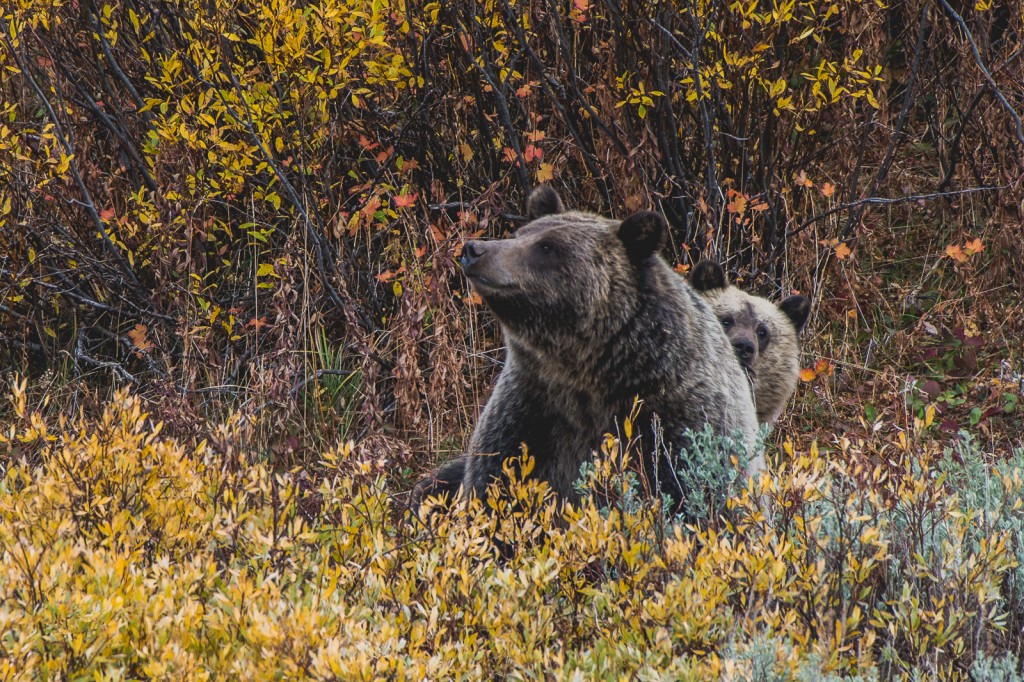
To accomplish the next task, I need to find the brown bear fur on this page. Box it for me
[690,259,810,426]
[412,188,758,513]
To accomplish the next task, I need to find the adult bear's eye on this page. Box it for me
[537,240,556,254]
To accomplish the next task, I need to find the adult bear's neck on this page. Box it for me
[500,265,665,382]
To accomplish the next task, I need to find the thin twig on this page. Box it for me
[75,330,135,383]
[91,11,152,127]
[840,113,876,240]
[787,185,1006,238]
[0,18,140,287]
[498,0,614,206]
[869,0,930,198]
[454,17,529,193]
[290,369,357,395]
[212,38,353,318]
[936,0,1024,151]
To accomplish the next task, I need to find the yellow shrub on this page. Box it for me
[0,382,1021,679]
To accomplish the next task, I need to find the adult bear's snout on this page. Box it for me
[460,240,486,270]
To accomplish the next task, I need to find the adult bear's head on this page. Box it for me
[460,186,667,348]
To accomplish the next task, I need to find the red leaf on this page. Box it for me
[393,192,418,209]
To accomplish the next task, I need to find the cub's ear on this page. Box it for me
[617,211,667,262]
[779,295,810,333]
[526,185,564,220]
[690,259,728,292]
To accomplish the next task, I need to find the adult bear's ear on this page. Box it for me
[779,295,811,333]
[690,259,728,292]
[526,186,564,220]
[617,211,667,263]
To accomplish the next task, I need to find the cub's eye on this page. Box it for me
[537,240,556,254]
[720,316,734,329]
[756,325,769,340]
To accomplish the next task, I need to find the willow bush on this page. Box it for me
[1,384,1022,677]
[1,0,1020,450]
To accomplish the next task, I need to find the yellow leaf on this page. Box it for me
[536,163,553,183]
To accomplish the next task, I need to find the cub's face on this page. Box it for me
[690,259,810,374]
[690,259,810,424]
[460,186,667,340]
[707,288,800,372]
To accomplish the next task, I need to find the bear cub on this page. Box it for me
[690,259,810,425]
[411,188,758,513]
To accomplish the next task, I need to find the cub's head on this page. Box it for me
[690,259,810,424]
[460,186,667,345]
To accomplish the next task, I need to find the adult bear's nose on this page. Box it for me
[732,338,756,367]
[461,240,485,269]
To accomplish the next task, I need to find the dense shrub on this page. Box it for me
[1,0,1022,675]
[1,0,1021,456]
[1,383,1022,678]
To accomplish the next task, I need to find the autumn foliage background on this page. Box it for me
[1,0,1024,678]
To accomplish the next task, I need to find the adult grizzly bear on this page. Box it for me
[412,188,758,512]
[690,259,810,425]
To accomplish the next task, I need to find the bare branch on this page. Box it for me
[787,185,1007,238]
[75,330,135,383]
[937,0,1024,153]
[0,18,140,287]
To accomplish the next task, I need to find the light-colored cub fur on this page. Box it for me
[690,260,810,425]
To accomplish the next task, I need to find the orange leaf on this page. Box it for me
[945,244,967,262]
[834,242,851,260]
[393,192,418,209]
[465,291,483,306]
[99,207,116,222]
[800,368,817,382]
[360,195,382,219]
[821,182,835,198]
[127,324,154,353]
[794,170,813,188]
[964,237,983,255]
[376,269,396,283]
[726,193,747,216]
